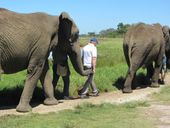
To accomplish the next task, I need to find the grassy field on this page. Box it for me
[0,102,155,128]
[152,85,170,104]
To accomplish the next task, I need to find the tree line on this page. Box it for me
[80,22,132,38]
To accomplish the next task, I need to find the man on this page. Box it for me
[52,50,71,100]
[78,37,99,98]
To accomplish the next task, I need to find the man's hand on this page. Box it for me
[92,57,97,73]
[92,68,96,73]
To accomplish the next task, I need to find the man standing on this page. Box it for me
[78,37,99,98]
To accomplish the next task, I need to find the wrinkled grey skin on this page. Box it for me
[51,12,92,95]
[51,12,92,80]
[0,8,91,112]
[123,23,170,93]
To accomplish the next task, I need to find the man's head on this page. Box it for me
[90,37,98,46]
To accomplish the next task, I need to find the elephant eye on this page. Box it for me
[70,43,74,46]
[70,32,79,42]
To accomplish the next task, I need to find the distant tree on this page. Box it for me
[80,34,87,37]
[117,22,131,35]
[88,32,96,37]
[96,22,132,38]
[99,28,116,38]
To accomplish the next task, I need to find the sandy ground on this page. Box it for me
[144,82,170,128]
[146,104,170,128]
[140,73,170,128]
[0,73,170,118]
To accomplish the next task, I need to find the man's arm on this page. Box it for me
[92,57,97,73]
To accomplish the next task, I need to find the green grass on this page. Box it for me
[0,71,26,89]
[152,85,170,103]
[80,38,125,67]
[0,102,154,128]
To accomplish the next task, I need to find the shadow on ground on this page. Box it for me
[113,73,150,90]
[0,85,63,109]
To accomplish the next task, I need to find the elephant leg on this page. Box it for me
[146,63,154,84]
[40,60,58,105]
[62,75,70,97]
[123,62,140,93]
[132,72,137,89]
[151,44,164,88]
[150,59,163,87]
[150,63,161,88]
[0,51,4,74]
[123,70,134,93]
[16,59,45,112]
[52,64,60,89]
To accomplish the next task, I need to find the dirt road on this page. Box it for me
[0,74,169,117]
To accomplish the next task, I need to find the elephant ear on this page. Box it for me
[59,12,79,43]
[59,12,73,40]
[162,26,170,41]
[162,26,170,51]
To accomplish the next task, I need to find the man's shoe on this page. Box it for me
[78,89,88,95]
[79,94,89,99]
[77,88,89,99]
[91,91,99,97]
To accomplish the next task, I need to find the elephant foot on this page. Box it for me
[122,87,133,93]
[0,69,4,74]
[150,83,160,88]
[43,98,59,105]
[16,103,32,112]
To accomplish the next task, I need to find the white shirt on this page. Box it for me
[82,43,97,68]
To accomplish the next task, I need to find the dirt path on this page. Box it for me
[140,73,170,128]
[145,103,170,128]
[142,73,170,128]
[0,74,170,118]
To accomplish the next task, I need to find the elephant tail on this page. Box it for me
[123,42,130,67]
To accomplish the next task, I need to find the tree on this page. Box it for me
[88,32,96,37]
[117,22,131,35]
[99,28,116,38]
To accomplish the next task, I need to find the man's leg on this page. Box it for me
[79,74,93,95]
[89,74,98,92]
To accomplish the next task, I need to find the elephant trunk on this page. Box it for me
[69,44,92,76]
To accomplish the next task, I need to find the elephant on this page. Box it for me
[163,26,170,68]
[123,23,170,93]
[0,8,91,112]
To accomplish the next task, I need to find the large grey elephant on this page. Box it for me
[0,8,91,112]
[123,23,170,93]
[163,26,170,67]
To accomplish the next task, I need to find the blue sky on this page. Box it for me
[0,0,170,34]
